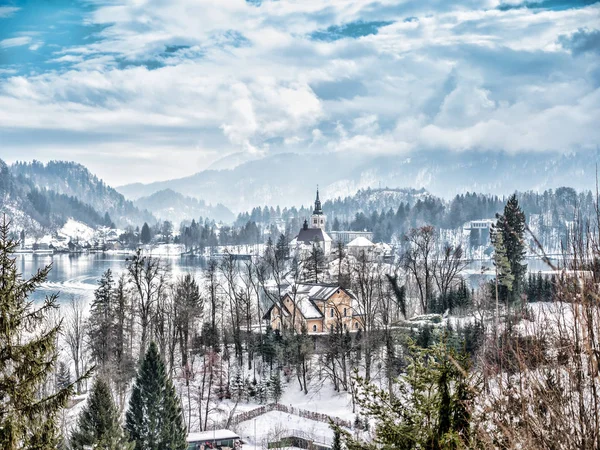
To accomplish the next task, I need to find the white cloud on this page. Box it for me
[0,0,599,185]
[0,36,32,48]
[0,6,19,18]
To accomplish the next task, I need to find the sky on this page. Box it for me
[0,0,599,187]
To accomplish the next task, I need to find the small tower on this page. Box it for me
[310,187,326,230]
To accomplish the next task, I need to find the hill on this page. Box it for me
[11,160,155,228]
[134,189,235,224]
[0,159,113,235]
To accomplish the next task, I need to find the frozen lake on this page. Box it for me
[16,253,208,303]
[16,252,562,304]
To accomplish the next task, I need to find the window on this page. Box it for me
[354,322,359,329]
[343,308,347,317]
[313,324,317,332]
[330,308,334,317]
[330,324,334,333]
[313,219,317,224]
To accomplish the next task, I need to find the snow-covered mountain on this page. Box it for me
[11,160,155,228]
[116,149,599,212]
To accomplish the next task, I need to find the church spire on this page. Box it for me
[313,186,322,215]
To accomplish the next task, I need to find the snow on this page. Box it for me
[235,411,334,446]
[59,219,96,242]
[187,429,240,442]
[347,236,374,248]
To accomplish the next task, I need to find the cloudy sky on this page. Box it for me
[0,0,599,186]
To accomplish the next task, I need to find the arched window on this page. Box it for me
[330,308,334,318]
[313,324,317,332]
[343,308,347,317]
[354,322,359,329]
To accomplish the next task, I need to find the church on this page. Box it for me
[290,188,333,256]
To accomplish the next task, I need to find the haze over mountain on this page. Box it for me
[134,189,234,224]
[117,148,599,212]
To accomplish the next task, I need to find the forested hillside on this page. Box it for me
[11,160,155,228]
[134,189,234,224]
[0,159,114,233]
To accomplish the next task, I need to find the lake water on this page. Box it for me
[17,253,560,304]
[16,253,207,304]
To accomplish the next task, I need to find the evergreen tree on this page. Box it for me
[88,269,115,374]
[55,361,72,391]
[495,194,527,303]
[491,227,514,328]
[71,378,133,450]
[140,222,151,244]
[331,428,342,450]
[125,342,187,450]
[0,217,79,449]
[269,371,283,403]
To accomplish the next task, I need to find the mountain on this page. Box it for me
[11,160,155,228]
[116,149,600,212]
[134,189,235,224]
[0,159,112,234]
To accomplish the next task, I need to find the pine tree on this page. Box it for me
[0,217,80,449]
[125,342,187,450]
[71,378,133,450]
[141,222,151,244]
[88,269,115,374]
[495,194,527,304]
[269,371,283,403]
[331,428,342,450]
[56,361,72,391]
[491,227,514,330]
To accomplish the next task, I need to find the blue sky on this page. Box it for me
[0,0,599,185]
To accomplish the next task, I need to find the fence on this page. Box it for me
[214,402,352,430]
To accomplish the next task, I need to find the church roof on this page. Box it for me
[313,187,323,215]
[296,227,332,244]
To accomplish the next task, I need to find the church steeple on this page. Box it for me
[310,186,326,230]
[313,186,323,215]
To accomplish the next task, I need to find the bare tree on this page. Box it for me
[63,295,86,394]
[433,243,467,301]
[402,225,437,314]
[127,249,167,359]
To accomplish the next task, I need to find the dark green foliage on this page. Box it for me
[269,371,283,403]
[524,272,555,302]
[0,218,81,449]
[88,269,115,373]
[303,241,327,283]
[140,222,152,244]
[71,378,133,450]
[428,281,471,314]
[56,361,72,391]
[494,194,527,304]
[332,428,342,450]
[386,273,407,318]
[125,342,187,450]
[337,342,474,450]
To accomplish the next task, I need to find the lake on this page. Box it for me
[17,253,561,304]
[16,253,208,304]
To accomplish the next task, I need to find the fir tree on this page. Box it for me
[55,361,72,391]
[269,371,283,403]
[331,428,342,450]
[125,342,187,450]
[88,269,115,374]
[140,222,151,244]
[71,378,133,450]
[495,194,527,304]
[0,217,80,449]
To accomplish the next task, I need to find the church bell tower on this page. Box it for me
[310,187,326,230]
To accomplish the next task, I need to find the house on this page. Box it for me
[290,189,333,256]
[263,283,362,334]
[346,236,375,258]
[187,429,241,450]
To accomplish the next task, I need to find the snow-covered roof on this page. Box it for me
[294,294,323,319]
[347,236,374,247]
[187,429,240,442]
